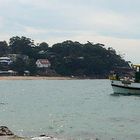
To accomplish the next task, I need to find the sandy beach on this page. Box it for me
[0,76,74,80]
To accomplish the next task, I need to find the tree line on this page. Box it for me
[0,36,129,77]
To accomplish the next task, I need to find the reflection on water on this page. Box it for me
[110,93,140,97]
[110,93,120,96]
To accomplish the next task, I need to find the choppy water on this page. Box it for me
[0,79,140,140]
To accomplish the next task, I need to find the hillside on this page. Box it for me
[0,36,130,77]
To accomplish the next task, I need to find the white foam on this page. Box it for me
[31,136,58,140]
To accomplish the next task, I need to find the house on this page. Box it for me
[36,59,51,68]
[0,57,13,70]
[36,59,51,76]
[0,57,12,65]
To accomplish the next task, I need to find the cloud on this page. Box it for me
[1,0,139,38]
[24,26,47,35]
[0,0,11,6]
[0,0,140,63]
[0,17,5,28]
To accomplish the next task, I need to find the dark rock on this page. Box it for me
[0,126,14,136]
[39,134,46,137]
[39,134,54,138]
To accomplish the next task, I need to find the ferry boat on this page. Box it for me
[110,64,140,95]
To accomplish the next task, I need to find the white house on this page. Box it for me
[0,57,13,65]
[36,59,51,68]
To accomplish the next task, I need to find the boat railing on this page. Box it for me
[109,74,119,80]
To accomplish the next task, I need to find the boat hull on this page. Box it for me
[111,80,140,95]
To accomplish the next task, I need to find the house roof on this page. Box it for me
[37,59,50,65]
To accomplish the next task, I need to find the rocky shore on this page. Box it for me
[0,126,99,140]
[0,126,59,140]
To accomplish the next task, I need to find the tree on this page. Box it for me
[9,36,34,55]
[0,36,129,77]
[26,59,37,75]
[0,41,8,56]
[50,40,129,77]
[38,42,49,51]
[11,58,27,75]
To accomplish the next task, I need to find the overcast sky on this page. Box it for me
[0,0,140,63]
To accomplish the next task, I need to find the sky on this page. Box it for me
[0,0,140,63]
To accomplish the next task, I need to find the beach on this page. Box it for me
[0,76,73,80]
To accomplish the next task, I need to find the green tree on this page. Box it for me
[0,41,9,56]
[50,40,129,77]
[9,36,34,55]
[26,59,37,75]
[11,58,27,75]
[38,42,49,51]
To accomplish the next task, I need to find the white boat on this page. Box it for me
[111,80,140,95]
[110,64,140,95]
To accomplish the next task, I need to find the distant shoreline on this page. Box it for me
[0,76,75,80]
[0,76,108,80]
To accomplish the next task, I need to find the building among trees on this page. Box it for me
[0,36,130,77]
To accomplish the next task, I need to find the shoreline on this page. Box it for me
[0,76,107,80]
[0,76,74,80]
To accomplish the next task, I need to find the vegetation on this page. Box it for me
[0,36,129,77]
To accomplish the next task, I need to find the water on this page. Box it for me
[0,79,140,140]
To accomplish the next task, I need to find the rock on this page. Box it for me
[0,126,14,136]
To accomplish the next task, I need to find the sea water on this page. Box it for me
[0,80,140,140]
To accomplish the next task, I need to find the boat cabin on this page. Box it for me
[133,64,140,83]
